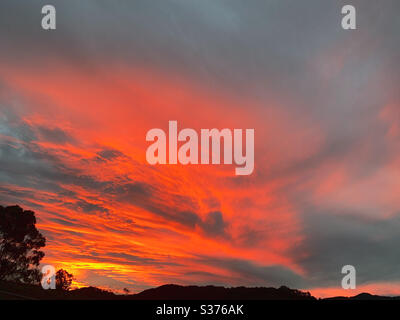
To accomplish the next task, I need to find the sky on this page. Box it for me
[0,0,399,297]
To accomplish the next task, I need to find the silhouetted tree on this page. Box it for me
[55,269,74,290]
[0,205,46,284]
[123,287,130,294]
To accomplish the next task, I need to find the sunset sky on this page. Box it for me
[1,0,400,297]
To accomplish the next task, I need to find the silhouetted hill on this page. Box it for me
[66,286,116,299]
[1,280,399,300]
[324,292,400,300]
[130,284,314,300]
[0,281,313,300]
[0,280,67,300]
[0,281,116,300]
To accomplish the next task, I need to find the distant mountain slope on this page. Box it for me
[324,293,400,300]
[0,281,314,300]
[0,280,398,300]
[131,284,315,300]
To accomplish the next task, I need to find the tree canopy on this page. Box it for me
[0,205,46,283]
[56,269,74,290]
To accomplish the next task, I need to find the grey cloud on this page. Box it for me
[106,251,180,267]
[0,138,98,194]
[0,106,37,142]
[53,250,181,269]
[106,182,201,228]
[37,126,75,144]
[48,217,82,228]
[95,148,125,162]
[75,199,109,215]
[235,225,266,248]
[108,180,229,235]
[290,209,400,288]
[1,0,398,96]
[200,211,228,238]
[197,256,306,288]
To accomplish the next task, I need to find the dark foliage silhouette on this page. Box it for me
[56,269,74,291]
[0,205,46,284]
[0,280,399,300]
[131,284,315,300]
